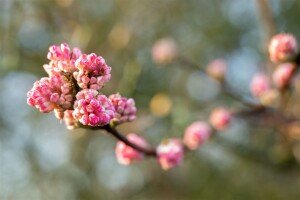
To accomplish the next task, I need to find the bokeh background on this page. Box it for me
[1,0,300,199]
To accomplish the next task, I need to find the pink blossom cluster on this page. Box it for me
[115,133,149,165]
[73,53,111,90]
[209,107,232,131]
[156,139,184,170]
[27,43,137,128]
[109,93,137,125]
[44,43,82,75]
[73,89,115,126]
[269,33,298,63]
[183,121,212,150]
[27,74,74,113]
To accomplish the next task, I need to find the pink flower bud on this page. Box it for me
[157,139,183,170]
[73,89,115,126]
[43,61,61,76]
[269,33,298,63]
[46,43,82,74]
[73,53,111,90]
[206,59,227,80]
[109,93,137,125]
[115,133,148,165]
[272,63,295,89]
[152,38,178,64]
[183,121,212,150]
[209,107,231,130]
[250,73,271,97]
[27,74,74,113]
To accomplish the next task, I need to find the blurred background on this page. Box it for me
[1,0,300,199]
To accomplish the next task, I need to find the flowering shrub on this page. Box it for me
[28,32,300,170]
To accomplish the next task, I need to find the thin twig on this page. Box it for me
[89,125,157,157]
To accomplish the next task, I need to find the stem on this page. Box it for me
[102,125,157,157]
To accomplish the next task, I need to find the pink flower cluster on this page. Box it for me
[109,93,137,125]
[73,53,111,90]
[209,107,232,130]
[115,133,149,165]
[27,43,137,128]
[73,89,115,126]
[183,121,212,150]
[269,33,298,63]
[156,139,184,170]
[44,43,82,75]
[27,74,74,113]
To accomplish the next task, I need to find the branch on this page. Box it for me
[89,125,157,157]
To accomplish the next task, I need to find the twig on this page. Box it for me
[89,125,157,157]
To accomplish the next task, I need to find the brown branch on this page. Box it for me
[88,125,157,157]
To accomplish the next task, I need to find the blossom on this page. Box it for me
[27,74,74,113]
[206,59,227,80]
[157,139,183,170]
[115,133,148,165]
[109,93,137,125]
[209,107,231,130]
[250,73,271,97]
[272,63,295,89]
[73,53,111,90]
[269,33,298,63]
[152,38,178,64]
[73,89,115,126]
[44,43,82,75]
[183,121,212,150]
